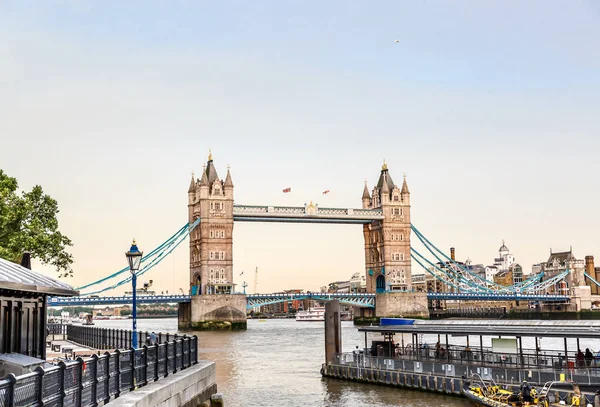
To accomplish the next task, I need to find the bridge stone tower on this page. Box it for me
[180,151,246,331]
[362,161,412,293]
[188,151,234,296]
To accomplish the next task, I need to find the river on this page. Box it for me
[92,317,473,407]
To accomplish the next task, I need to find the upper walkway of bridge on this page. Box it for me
[232,203,384,224]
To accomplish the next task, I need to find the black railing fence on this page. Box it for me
[2,335,198,407]
[64,325,182,350]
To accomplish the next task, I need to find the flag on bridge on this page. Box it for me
[282,187,291,193]
[322,190,330,195]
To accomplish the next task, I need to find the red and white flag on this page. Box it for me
[322,190,330,195]
[282,187,291,193]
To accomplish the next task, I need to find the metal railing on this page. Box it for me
[395,344,599,371]
[65,325,182,350]
[2,335,198,407]
[334,351,600,386]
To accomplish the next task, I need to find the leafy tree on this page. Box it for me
[0,170,73,277]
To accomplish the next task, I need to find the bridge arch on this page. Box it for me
[376,275,385,294]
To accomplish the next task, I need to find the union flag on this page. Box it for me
[322,190,330,194]
[282,187,291,193]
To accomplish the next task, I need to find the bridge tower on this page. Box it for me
[362,161,412,294]
[188,151,234,296]
[181,151,246,331]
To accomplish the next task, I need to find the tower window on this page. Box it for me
[393,195,399,202]
[210,252,214,260]
[210,231,214,238]
[221,230,225,238]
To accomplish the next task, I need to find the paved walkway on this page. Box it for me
[46,339,101,362]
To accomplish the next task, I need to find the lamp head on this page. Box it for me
[125,239,143,273]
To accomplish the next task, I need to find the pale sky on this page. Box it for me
[1,1,599,295]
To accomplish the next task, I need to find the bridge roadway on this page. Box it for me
[49,292,569,309]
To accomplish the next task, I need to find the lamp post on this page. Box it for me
[126,239,143,348]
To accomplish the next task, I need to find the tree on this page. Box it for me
[0,169,73,277]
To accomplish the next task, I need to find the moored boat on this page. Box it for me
[296,306,325,321]
[463,375,584,407]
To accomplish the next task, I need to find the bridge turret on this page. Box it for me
[199,165,209,200]
[362,181,371,209]
[224,166,233,198]
[188,173,196,221]
[401,175,410,205]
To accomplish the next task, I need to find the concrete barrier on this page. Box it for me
[109,360,217,407]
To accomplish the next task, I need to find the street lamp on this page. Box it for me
[126,239,143,348]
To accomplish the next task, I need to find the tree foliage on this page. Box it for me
[0,169,73,277]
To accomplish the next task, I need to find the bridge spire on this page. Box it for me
[401,175,409,195]
[188,172,196,193]
[224,165,233,188]
[362,181,370,199]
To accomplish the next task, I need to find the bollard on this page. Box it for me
[324,300,342,365]
[210,393,224,407]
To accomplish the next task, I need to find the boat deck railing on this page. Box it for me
[387,344,598,372]
[334,351,600,386]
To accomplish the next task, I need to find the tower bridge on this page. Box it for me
[67,151,581,330]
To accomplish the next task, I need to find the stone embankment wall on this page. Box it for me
[109,361,217,407]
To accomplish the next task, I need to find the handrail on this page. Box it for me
[9,328,199,407]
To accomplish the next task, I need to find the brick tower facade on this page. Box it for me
[362,161,411,293]
[187,151,234,296]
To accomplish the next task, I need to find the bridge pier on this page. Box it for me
[375,292,429,319]
[179,295,247,331]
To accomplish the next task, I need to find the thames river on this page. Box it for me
[93,318,473,407]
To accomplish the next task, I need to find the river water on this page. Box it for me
[93,318,473,407]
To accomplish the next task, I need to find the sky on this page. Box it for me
[1,1,599,295]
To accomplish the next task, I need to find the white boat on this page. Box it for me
[296,307,325,322]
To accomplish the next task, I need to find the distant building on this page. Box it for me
[485,266,499,283]
[349,272,367,293]
[493,241,515,273]
[328,281,350,293]
[539,248,585,294]
[530,264,542,277]
[584,256,600,295]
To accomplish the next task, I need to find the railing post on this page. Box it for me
[114,349,121,399]
[58,361,66,406]
[90,354,98,407]
[129,348,136,392]
[103,352,111,404]
[7,374,16,407]
[142,345,149,387]
[164,342,169,377]
[154,343,159,382]
[76,357,84,407]
[192,335,198,364]
[34,366,45,406]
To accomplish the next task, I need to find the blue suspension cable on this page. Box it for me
[411,224,541,292]
[76,223,189,290]
[81,218,201,296]
[411,227,494,292]
[410,249,462,291]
